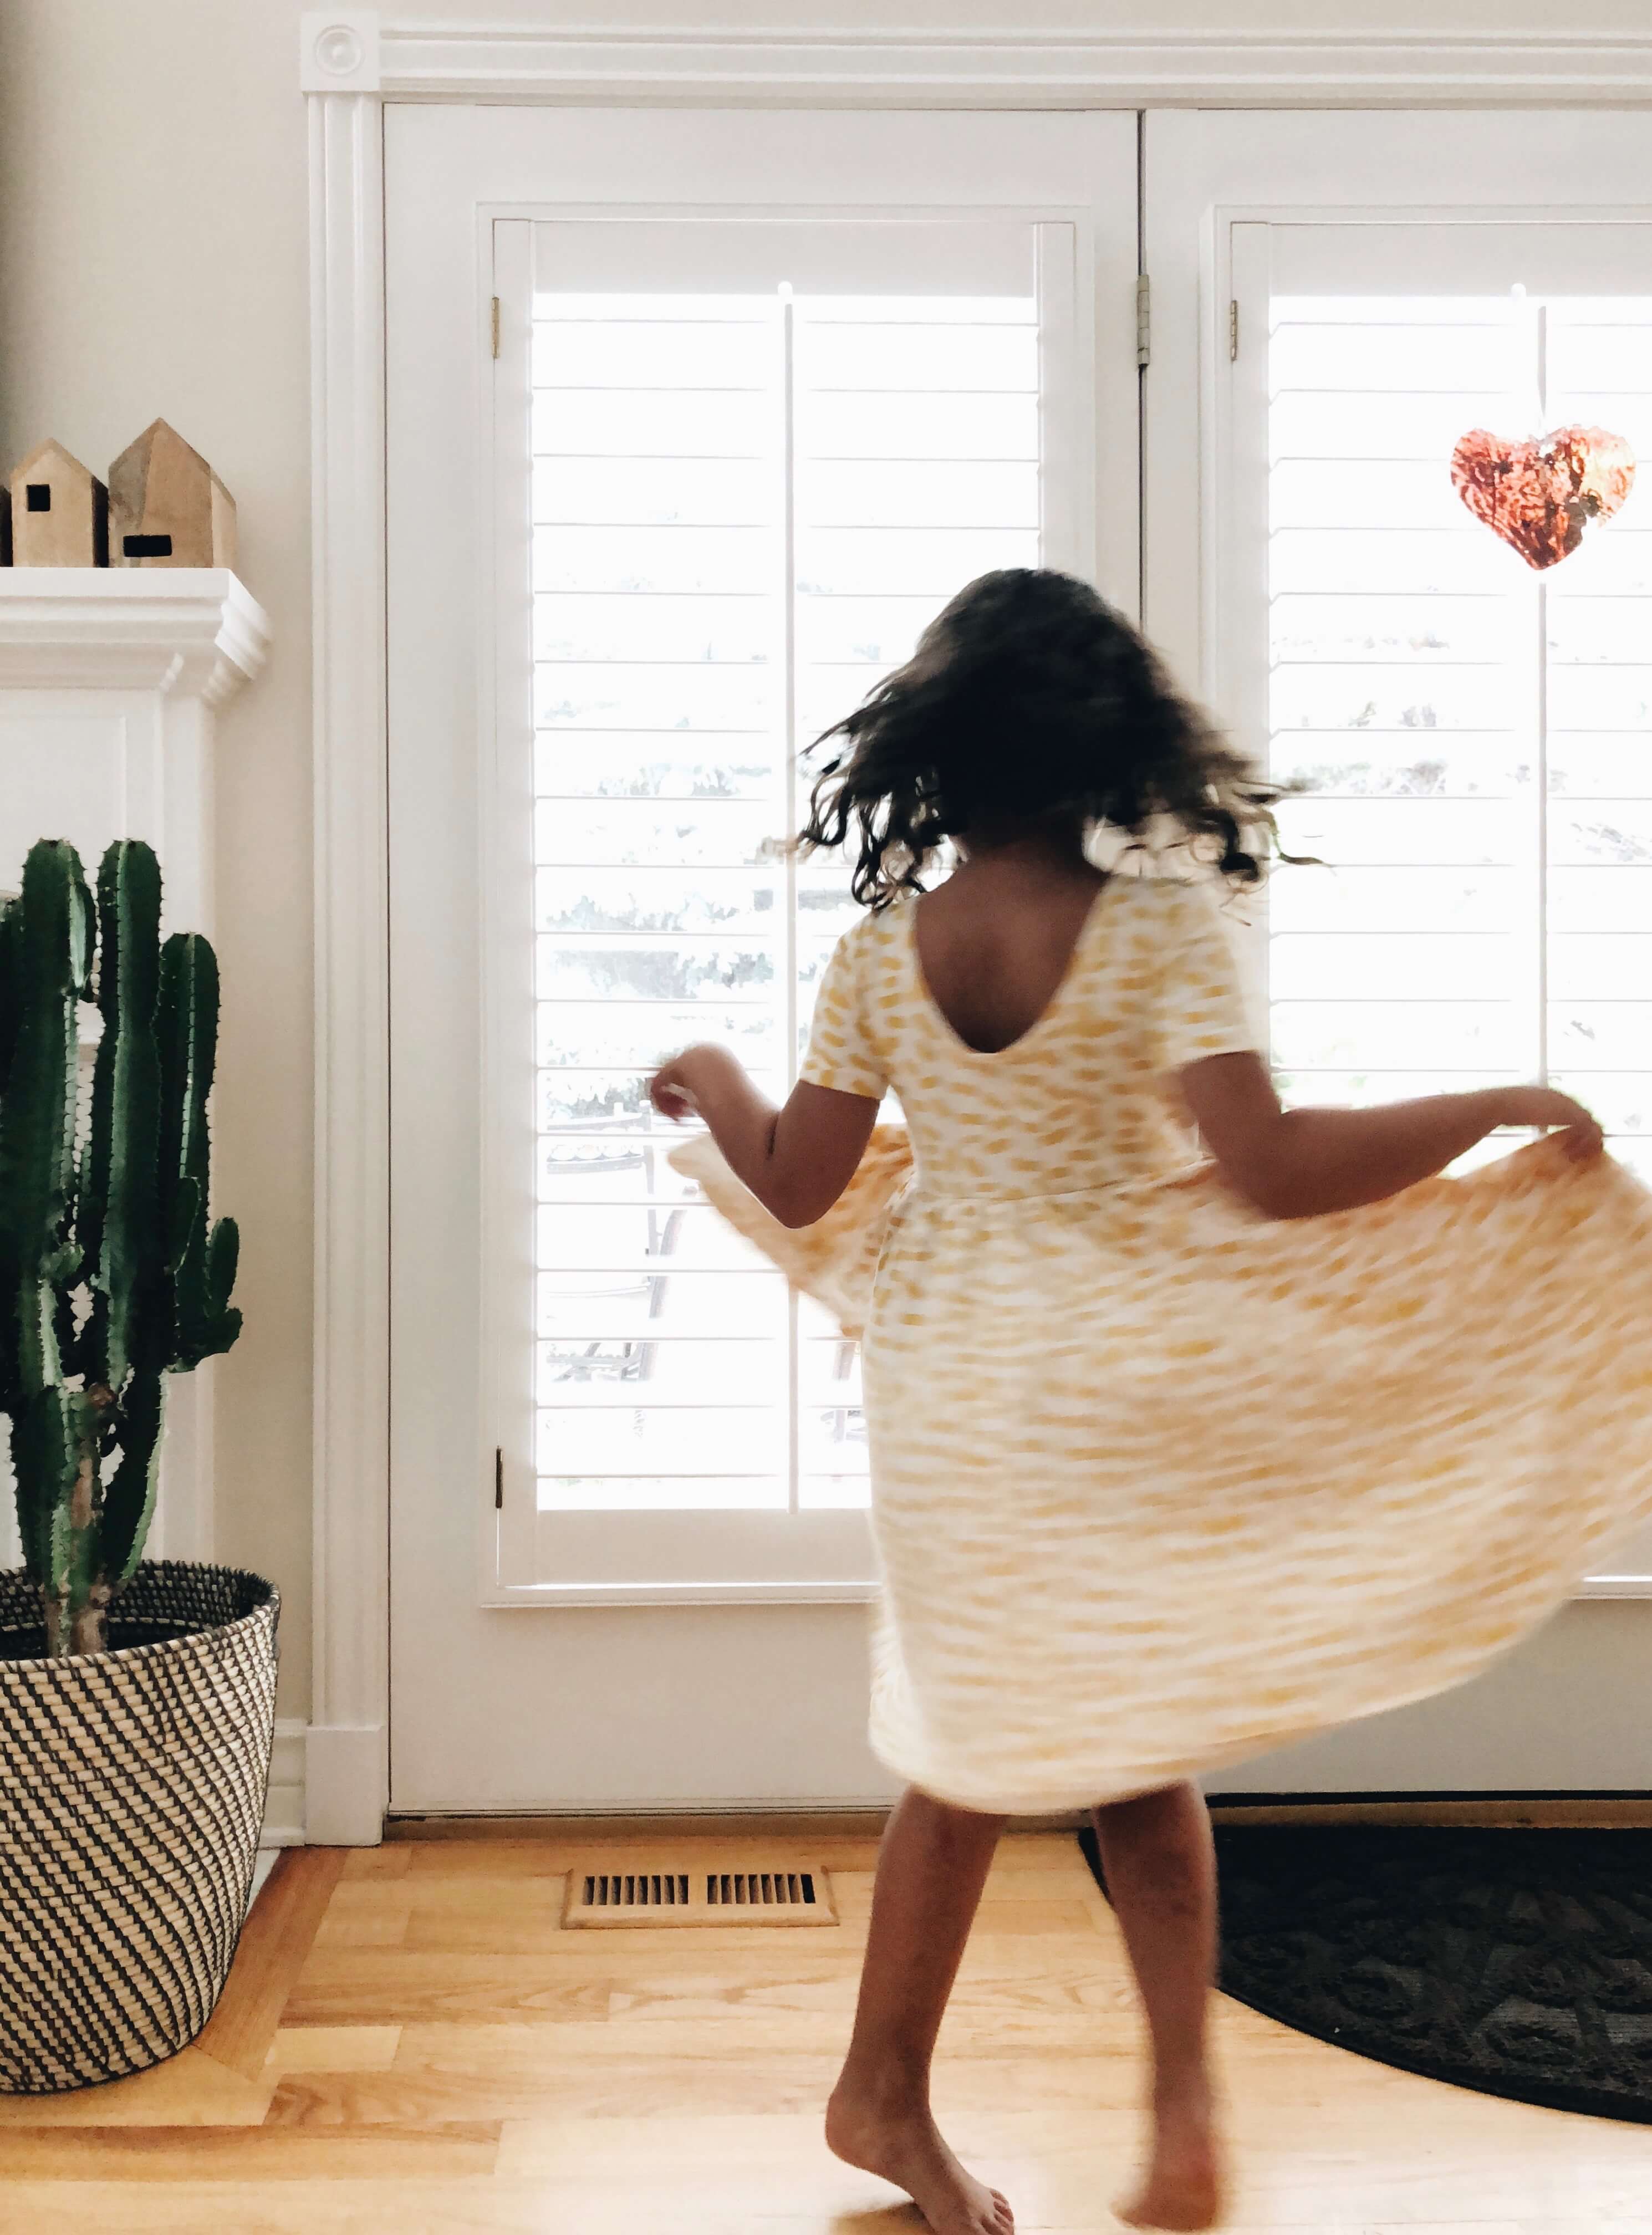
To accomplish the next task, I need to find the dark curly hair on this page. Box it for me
[797,568,1289,909]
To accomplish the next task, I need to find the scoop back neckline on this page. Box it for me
[905,877,1112,1059]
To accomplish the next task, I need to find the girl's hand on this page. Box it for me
[645,1044,880,1227]
[647,1047,722,1124]
[1500,1085,1605,1164]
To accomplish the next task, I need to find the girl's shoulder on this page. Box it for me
[1113,870,1207,908]
[834,893,916,961]
[1108,871,1241,933]
[817,896,913,1011]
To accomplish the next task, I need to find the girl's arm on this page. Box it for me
[1180,1050,1603,1221]
[648,1044,880,1228]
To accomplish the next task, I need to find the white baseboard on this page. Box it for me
[260,1718,392,1848]
[304,1719,389,1846]
[261,1717,309,1848]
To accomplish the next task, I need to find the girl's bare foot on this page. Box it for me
[1115,2083,1224,2232]
[827,2085,1013,2235]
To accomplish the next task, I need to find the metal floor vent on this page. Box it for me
[561,1852,838,1929]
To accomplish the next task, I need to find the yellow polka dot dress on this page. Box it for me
[671,876,1652,1814]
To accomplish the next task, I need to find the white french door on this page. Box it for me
[387,107,1138,1810]
[390,105,1652,1814]
[1144,111,1652,1792]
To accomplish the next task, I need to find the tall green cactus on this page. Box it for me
[0,838,240,1656]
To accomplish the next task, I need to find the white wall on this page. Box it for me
[3,0,1648,1783]
[0,2,314,1710]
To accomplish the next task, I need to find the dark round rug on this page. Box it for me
[1078,1824,1652,2124]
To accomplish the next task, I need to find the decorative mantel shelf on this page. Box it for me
[0,565,272,1571]
[0,568,270,701]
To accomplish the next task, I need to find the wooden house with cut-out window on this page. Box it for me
[7,439,109,565]
[109,419,237,569]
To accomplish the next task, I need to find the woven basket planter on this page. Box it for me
[0,1560,278,2093]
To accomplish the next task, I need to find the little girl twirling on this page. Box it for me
[646,569,1652,2235]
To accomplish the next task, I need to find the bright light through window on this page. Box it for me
[1267,294,1652,1175]
[531,288,1039,1514]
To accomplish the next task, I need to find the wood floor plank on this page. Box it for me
[267,2051,850,2127]
[285,1988,1122,2053]
[340,1845,414,1881]
[395,1879,563,1954]
[284,1953,616,2027]
[407,1914,850,1959]
[261,2028,404,2076]
[313,1886,414,1950]
[192,1848,350,2080]
[0,2124,499,2180]
[403,1842,569,1882]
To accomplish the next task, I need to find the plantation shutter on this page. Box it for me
[487,215,1079,1597]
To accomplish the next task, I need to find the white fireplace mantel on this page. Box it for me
[0,569,270,704]
[0,565,271,1567]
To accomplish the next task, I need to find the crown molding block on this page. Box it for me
[301,9,383,95]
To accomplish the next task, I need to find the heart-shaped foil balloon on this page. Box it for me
[1451,425,1636,570]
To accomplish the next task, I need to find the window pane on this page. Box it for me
[1269,867,1517,935]
[535,734,778,803]
[536,940,776,1009]
[529,273,1041,1524]
[540,1478,787,1513]
[1268,290,1652,1125]
[534,594,773,667]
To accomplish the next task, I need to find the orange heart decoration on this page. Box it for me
[1451,425,1636,570]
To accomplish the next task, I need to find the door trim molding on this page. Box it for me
[307,79,391,1843]
[302,13,1652,106]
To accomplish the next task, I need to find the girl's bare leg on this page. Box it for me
[1092,1780,1223,2231]
[826,1786,1014,2234]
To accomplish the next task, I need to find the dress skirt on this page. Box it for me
[672,1127,1652,1814]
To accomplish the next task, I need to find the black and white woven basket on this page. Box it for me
[0,1561,278,2093]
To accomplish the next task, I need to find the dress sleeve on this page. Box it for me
[799,923,889,1102]
[1156,880,1261,1073]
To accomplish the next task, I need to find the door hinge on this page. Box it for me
[1228,299,1239,363]
[491,296,501,359]
[1135,274,1151,369]
[494,1447,504,1509]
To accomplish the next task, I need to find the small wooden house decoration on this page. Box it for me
[7,440,110,567]
[108,420,237,569]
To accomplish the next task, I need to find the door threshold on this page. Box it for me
[385,1793,1652,1841]
[385,1807,1083,1841]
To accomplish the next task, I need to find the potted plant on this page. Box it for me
[0,835,277,2094]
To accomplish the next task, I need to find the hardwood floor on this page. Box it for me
[0,1829,1648,2232]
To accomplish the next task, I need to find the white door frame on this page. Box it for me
[300,12,1652,1841]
